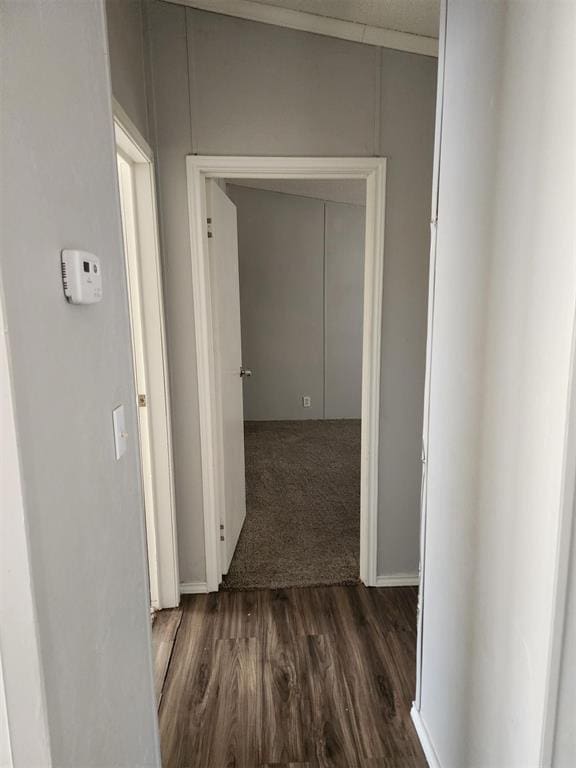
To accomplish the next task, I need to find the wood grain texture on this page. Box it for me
[157,585,426,767]
[152,606,183,706]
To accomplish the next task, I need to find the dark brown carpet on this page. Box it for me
[222,419,361,590]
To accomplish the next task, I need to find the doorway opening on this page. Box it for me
[220,179,366,589]
[114,103,179,612]
[186,157,387,593]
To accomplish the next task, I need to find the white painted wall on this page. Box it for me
[417,1,576,765]
[1,1,160,765]
[228,184,365,421]
[146,2,436,582]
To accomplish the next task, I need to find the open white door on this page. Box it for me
[117,152,160,609]
[207,181,247,575]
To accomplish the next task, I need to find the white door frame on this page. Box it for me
[186,155,387,592]
[413,0,448,713]
[114,101,180,609]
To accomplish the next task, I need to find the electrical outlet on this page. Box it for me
[302,396,312,408]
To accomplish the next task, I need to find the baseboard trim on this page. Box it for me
[375,573,419,587]
[180,581,209,594]
[411,706,442,768]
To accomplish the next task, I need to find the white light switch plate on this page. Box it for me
[112,405,127,460]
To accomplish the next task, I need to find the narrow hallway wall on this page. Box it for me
[417,0,576,764]
[1,1,160,764]
[553,502,576,765]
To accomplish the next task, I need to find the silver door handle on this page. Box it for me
[240,367,252,378]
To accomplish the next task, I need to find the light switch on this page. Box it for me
[112,405,128,460]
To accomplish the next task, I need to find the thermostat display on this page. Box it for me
[61,249,102,304]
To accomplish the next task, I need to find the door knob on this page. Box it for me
[240,367,252,378]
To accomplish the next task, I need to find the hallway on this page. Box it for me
[154,584,426,767]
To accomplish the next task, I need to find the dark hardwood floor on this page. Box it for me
[152,604,183,707]
[153,584,426,768]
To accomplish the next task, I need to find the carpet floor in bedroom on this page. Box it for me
[222,419,361,590]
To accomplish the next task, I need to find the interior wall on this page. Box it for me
[1,1,160,765]
[146,2,436,583]
[185,10,379,156]
[324,200,366,419]
[0,279,51,767]
[105,0,151,142]
[146,0,207,586]
[228,184,365,421]
[229,178,366,206]
[0,663,10,768]
[553,505,576,766]
[418,0,576,765]
[230,184,325,420]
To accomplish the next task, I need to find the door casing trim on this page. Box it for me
[186,155,387,591]
[114,100,180,609]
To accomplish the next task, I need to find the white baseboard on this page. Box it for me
[180,581,209,594]
[374,573,419,587]
[411,706,442,768]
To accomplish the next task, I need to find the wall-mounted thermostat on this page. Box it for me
[61,250,102,304]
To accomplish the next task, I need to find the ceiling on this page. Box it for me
[169,0,440,56]
[248,0,440,39]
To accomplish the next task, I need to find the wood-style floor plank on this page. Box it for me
[261,764,311,768]
[261,626,311,764]
[302,632,365,767]
[157,584,427,768]
[152,606,183,706]
[194,637,262,768]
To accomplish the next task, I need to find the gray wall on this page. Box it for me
[146,0,207,584]
[228,184,365,421]
[418,0,576,765]
[105,0,151,143]
[0,663,9,767]
[553,507,576,766]
[230,178,366,206]
[146,3,436,582]
[1,1,159,765]
[230,184,325,420]
[325,199,366,419]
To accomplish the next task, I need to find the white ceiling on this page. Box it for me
[169,0,440,56]
[246,0,439,39]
